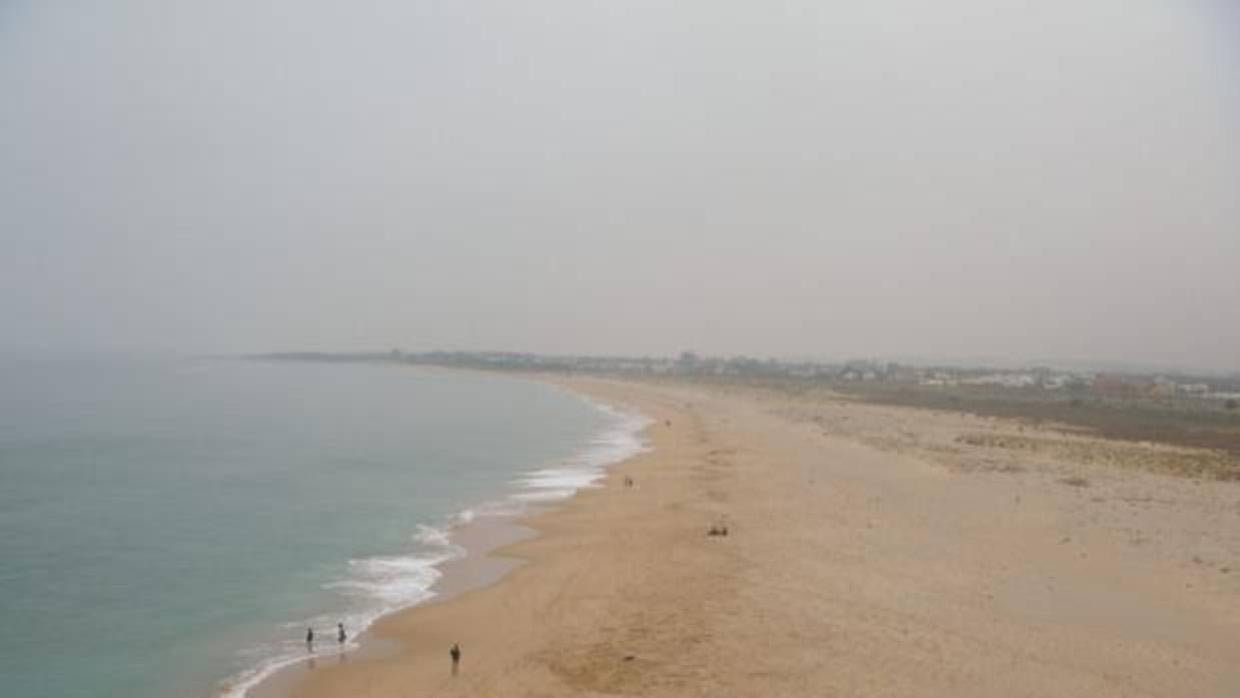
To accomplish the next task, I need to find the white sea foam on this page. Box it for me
[413,523,453,548]
[221,399,648,698]
[512,402,650,503]
[326,552,456,604]
[457,498,526,520]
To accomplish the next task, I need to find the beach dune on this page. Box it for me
[257,377,1240,697]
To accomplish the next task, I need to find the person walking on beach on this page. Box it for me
[337,622,346,646]
[305,627,315,653]
[450,643,461,676]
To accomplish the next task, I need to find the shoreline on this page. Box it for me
[245,514,538,698]
[248,374,1240,697]
[236,378,650,698]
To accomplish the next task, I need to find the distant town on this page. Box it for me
[256,350,1240,407]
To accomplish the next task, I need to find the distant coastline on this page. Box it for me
[255,350,1240,465]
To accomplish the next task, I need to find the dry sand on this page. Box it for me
[256,377,1240,697]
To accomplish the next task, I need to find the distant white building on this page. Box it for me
[964,373,1037,388]
[1042,375,1073,390]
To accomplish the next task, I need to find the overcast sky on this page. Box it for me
[2,1,1237,370]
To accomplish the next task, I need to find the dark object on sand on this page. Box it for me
[623,475,634,487]
[450,643,461,675]
[707,523,729,537]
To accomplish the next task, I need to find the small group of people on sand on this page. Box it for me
[304,626,463,676]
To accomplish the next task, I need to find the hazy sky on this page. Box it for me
[2,1,1238,369]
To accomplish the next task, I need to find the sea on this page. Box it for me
[0,357,646,698]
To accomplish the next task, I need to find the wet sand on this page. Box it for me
[254,376,1240,697]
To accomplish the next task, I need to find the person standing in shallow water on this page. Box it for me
[305,627,314,653]
[450,643,461,676]
[337,622,346,646]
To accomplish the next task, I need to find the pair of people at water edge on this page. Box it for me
[305,623,347,652]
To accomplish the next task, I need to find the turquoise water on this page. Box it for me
[0,358,636,697]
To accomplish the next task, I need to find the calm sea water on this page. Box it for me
[0,358,641,698]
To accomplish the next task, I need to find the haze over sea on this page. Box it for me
[0,357,641,698]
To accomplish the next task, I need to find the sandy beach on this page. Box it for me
[255,376,1240,697]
